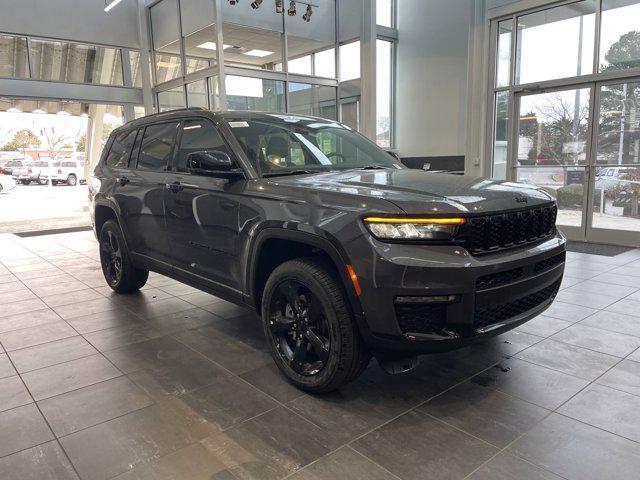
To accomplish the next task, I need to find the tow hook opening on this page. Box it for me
[377,355,420,375]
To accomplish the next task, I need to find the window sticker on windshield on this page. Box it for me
[229,121,250,128]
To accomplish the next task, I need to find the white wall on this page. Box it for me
[396,0,474,159]
[0,0,140,49]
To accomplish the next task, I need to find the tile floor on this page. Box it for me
[0,230,640,480]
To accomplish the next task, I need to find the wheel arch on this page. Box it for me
[93,199,133,255]
[247,228,365,324]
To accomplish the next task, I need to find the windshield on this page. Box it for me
[224,115,402,177]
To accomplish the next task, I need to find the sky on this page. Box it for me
[0,112,123,148]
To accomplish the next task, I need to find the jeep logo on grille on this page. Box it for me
[515,196,528,204]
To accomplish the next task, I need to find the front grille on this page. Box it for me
[534,251,566,273]
[466,205,557,255]
[395,303,446,335]
[476,267,525,290]
[476,251,566,291]
[474,280,561,329]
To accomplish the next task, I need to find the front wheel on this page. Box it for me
[67,174,77,186]
[262,258,370,393]
[99,220,148,293]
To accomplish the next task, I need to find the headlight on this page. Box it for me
[363,217,465,241]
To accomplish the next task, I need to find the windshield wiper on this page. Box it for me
[263,169,325,178]
[359,165,390,170]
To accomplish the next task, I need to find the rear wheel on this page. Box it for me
[262,258,369,393]
[67,174,77,186]
[99,220,148,293]
[38,178,47,185]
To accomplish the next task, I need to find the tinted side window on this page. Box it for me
[176,120,233,172]
[105,130,137,168]
[137,122,179,171]
[61,161,77,167]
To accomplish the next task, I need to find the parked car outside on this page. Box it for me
[0,161,10,175]
[90,109,566,393]
[12,160,45,184]
[39,160,84,186]
[3,160,26,176]
[0,174,17,193]
[595,167,639,191]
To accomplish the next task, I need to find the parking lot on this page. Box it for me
[0,182,90,234]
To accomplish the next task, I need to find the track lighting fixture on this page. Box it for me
[302,3,312,21]
[275,0,284,13]
[251,0,263,8]
[288,0,296,16]
[228,0,239,5]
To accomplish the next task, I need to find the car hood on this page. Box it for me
[275,169,554,214]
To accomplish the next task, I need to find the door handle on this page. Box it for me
[118,176,130,186]
[165,181,184,193]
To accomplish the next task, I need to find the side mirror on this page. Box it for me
[187,150,233,172]
[186,150,244,179]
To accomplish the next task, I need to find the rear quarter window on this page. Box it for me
[136,122,179,171]
[105,129,138,168]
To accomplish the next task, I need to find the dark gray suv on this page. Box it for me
[90,108,565,392]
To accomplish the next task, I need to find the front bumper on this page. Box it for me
[349,233,565,355]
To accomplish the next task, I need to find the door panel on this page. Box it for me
[117,122,179,264]
[164,119,243,291]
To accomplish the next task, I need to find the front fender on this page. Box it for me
[244,223,366,324]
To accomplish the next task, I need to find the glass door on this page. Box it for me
[513,86,594,241]
[588,80,640,245]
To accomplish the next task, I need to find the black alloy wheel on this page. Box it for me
[98,220,148,293]
[262,258,370,393]
[268,280,331,376]
[100,229,123,286]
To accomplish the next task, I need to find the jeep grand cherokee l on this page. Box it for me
[90,109,565,393]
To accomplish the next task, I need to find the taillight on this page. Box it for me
[58,169,62,174]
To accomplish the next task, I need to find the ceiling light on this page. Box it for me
[196,42,231,51]
[197,42,217,50]
[288,0,296,16]
[104,0,123,12]
[244,49,274,57]
[228,0,239,4]
[7,107,21,113]
[57,110,71,116]
[275,0,284,13]
[32,109,46,114]
[251,0,263,8]
[81,113,89,117]
[302,4,312,21]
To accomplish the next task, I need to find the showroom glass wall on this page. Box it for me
[486,0,640,246]
[149,0,397,148]
[0,32,142,88]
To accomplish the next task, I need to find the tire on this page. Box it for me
[0,183,3,193]
[67,174,77,186]
[261,258,370,393]
[38,178,47,185]
[99,219,148,293]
